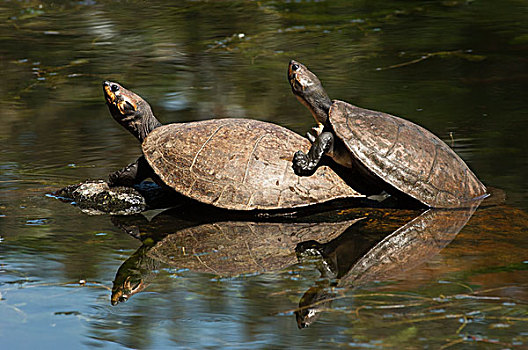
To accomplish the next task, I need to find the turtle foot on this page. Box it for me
[293,151,317,176]
[108,168,136,187]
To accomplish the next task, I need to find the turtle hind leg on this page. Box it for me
[108,155,154,187]
[293,131,334,176]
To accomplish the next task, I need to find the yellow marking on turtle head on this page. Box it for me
[104,85,116,103]
[117,99,137,115]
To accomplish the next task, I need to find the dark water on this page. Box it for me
[1,1,527,348]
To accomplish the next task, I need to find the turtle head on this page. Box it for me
[103,81,161,142]
[111,275,147,306]
[288,60,332,126]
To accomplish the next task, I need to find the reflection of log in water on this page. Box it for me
[296,200,481,328]
[110,210,363,305]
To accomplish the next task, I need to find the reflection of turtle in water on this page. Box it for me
[294,200,481,328]
[110,208,363,305]
[288,60,487,208]
[103,81,363,211]
[111,243,158,305]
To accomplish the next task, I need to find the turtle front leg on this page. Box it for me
[108,156,154,187]
[293,131,335,176]
[305,123,325,143]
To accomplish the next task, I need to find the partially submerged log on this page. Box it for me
[53,180,182,215]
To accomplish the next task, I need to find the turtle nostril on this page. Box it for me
[111,84,119,92]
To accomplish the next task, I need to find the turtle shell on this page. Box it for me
[142,118,362,210]
[329,100,487,208]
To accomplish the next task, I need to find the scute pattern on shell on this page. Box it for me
[142,118,362,210]
[329,100,487,208]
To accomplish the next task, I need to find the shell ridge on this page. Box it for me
[463,167,470,199]
[211,183,229,206]
[186,178,197,196]
[189,124,224,175]
[424,144,440,183]
[245,191,256,210]
[280,147,294,186]
[276,188,284,208]
[144,126,190,178]
[342,103,366,161]
[243,134,267,184]
[153,134,188,173]
[384,123,403,158]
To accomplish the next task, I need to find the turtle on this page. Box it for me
[102,81,363,211]
[287,60,488,208]
[110,208,362,304]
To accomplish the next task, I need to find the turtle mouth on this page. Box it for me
[110,291,128,306]
[288,60,308,95]
[290,74,299,90]
[104,85,116,104]
[103,81,121,106]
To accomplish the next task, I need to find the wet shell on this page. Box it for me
[142,118,362,210]
[329,100,487,208]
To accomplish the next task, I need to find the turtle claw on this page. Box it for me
[108,171,121,187]
[108,166,136,187]
[305,132,316,143]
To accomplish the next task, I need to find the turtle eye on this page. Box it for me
[292,63,300,71]
[110,84,120,92]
